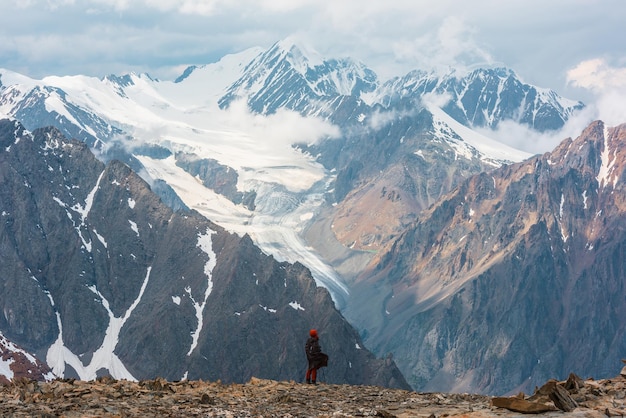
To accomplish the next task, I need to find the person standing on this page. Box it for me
[305,329,328,384]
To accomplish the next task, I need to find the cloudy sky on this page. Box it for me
[1,0,625,128]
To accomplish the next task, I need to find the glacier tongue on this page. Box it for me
[137,154,349,308]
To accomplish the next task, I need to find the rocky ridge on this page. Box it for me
[2,369,626,417]
[345,121,626,394]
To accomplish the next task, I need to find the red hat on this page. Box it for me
[309,329,318,337]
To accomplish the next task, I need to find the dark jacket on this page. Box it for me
[305,336,328,368]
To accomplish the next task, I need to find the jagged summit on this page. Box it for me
[218,38,378,113]
[376,66,584,131]
[273,36,325,69]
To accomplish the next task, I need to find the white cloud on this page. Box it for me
[567,59,626,92]
[220,100,340,148]
[421,92,453,110]
[567,59,626,128]
[477,114,595,156]
[389,17,494,77]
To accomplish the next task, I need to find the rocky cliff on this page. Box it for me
[346,121,626,395]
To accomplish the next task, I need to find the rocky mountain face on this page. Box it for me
[304,109,495,254]
[345,120,626,395]
[0,118,408,389]
[209,41,580,254]
[0,333,54,385]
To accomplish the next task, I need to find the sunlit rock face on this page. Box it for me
[347,121,626,395]
[0,119,409,390]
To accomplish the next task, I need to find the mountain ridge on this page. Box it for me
[345,120,626,394]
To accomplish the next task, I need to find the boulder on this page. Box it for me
[491,396,557,414]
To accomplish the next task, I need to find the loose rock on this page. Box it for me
[0,375,625,417]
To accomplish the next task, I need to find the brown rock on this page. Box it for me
[0,375,625,417]
[491,396,558,414]
[605,407,626,417]
[548,384,578,412]
[528,379,557,400]
[564,372,585,392]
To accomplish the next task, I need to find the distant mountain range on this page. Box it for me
[2,39,621,396]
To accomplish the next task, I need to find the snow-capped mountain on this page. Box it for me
[0,70,123,147]
[375,67,584,131]
[0,39,594,392]
[218,38,378,119]
[0,40,556,304]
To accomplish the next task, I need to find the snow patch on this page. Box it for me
[55,170,106,253]
[93,229,108,248]
[260,305,277,313]
[128,220,139,236]
[46,266,153,381]
[289,301,305,311]
[597,125,617,188]
[0,355,14,381]
[186,228,217,356]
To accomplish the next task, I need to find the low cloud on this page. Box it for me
[220,99,340,148]
[566,59,626,128]
[476,112,595,156]
[421,91,453,109]
[476,59,626,156]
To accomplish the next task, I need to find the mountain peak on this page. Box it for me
[274,37,324,67]
[218,39,377,113]
[263,37,325,77]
